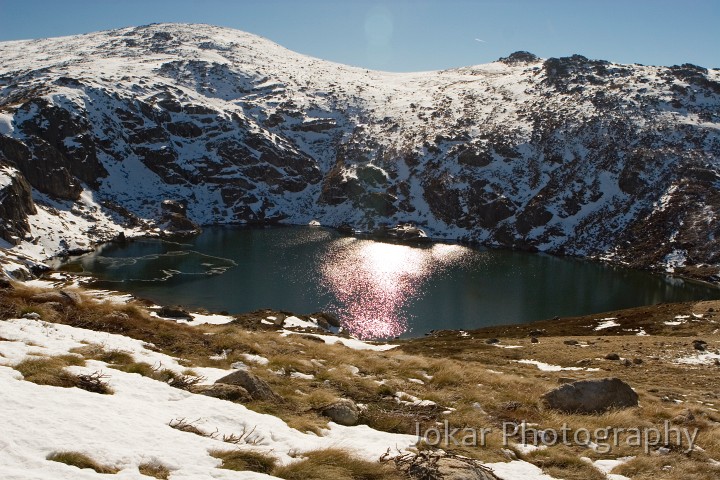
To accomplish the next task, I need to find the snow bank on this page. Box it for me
[0,319,416,478]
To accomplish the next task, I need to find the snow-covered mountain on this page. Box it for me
[1,23,719,280]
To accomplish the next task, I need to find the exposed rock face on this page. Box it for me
[214,369,281,402]
[0,24,719,279]
[542,377,639,414]
[159,200,201,237]
[0,163,36,245]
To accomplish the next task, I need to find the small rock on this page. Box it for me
[529,329,545,337]
[215,370,282,402]
[157,306,193,320]
[310,311,341,328]
[321,399,359,426]
[621,358,633,367]
[485,338,500,345]
[530,337,539,343]
[564,340,579,346]
[542,377,639,414]
[693,340,707,351]
[632,358,644,365]
[22,312,41,320]
[576,359,592,366]
[605,353,621,360]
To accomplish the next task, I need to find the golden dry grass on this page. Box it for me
[4,283,720,479]
[273,448,404,480]
[138,461,171,479]
[47,451,119,474]
[210,449,277,474]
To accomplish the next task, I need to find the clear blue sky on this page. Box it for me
[1,0,718,71]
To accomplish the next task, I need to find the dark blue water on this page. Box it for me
[61,226,720,338]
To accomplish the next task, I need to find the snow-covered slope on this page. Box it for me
[0,23,719,279]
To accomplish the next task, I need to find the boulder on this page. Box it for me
[542,377,639,414]
[321,399,359,426]
[214,370,281,402]
[191,384,251,403]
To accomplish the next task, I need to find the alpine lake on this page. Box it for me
[59,226,720,339]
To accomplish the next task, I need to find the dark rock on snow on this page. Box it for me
[215,369,282,402]
[157,306,193,320]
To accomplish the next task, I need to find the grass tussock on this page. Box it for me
[523,446,606,480]
[115,361,204,390]
[14,355,113,394]
[210,449,277,474]
[273,448,404,480]
[71,344,135,365]
[73,344,205,391]
[47,451,119,474]
[138,461,171,479]
[613,453,720,480]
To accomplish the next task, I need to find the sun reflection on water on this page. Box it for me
[319,239,471,339]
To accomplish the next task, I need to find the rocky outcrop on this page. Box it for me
[542,378,639,414]
[158,200,201,237]
[0,163,36,245]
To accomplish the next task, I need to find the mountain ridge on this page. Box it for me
[0,23,719,281]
